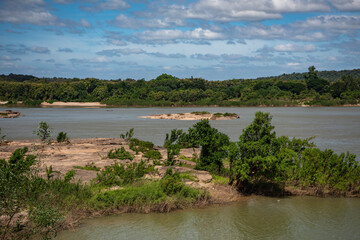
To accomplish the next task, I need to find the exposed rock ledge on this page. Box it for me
[138,112,240,120]
[0,110,21,118]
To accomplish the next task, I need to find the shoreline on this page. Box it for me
[1,137,358,237]
[1,101,360,108]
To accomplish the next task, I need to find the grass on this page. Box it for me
[212,175,229,185]
[73,162,100,171]
[191,111,210,115]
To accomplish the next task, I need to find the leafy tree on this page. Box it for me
[229,112,303,194]
[188,120,230,173]
[304,66,330,94]
[34,121,52,142]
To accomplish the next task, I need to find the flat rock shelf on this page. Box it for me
[138,112,240,120]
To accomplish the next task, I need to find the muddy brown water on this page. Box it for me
[1,106,360,239]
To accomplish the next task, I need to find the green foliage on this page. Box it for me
[293,148,360,192]
[129,138,154,154]
[120,128,134,141]
[95,160,155,186]
[108,147,134,160]
[191,111,210,115]
[28,204,63,240]
[229,111,360,195]
[46,165,60,180]
[1,68,358,107]
[56,132,69,143]
[160,168,199,197]
[73,162,100,171]
[143,149,162,160]
[304,66,330,94]
[34,121,52,142]
[0,148,64,240]
[189,120,230,173]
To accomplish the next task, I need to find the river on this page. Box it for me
[1,106,360,239]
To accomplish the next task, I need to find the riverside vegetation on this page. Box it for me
[1,67,360,107]
[1,112,360,239]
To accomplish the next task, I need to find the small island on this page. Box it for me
[139,111,240,120]
[0,110,21,118]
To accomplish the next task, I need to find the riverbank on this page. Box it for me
[1,100,360,108]
[1,136,359,239]
[0,137,241,238]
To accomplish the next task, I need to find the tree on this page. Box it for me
[228,112,294,194]
[34,121,52,142]
[188,120,229,173]
[304,66,329,94]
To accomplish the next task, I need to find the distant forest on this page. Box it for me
[1,67,359,106]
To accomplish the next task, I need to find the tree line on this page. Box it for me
[1,66,360,106]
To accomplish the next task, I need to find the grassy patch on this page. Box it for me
[212,175,229,185]
[191,111,210,115]
[74,162,100,171]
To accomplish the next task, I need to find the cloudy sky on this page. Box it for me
[0,0,359,80]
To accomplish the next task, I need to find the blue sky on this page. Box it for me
[0,0,359,80]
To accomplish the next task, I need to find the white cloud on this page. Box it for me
[136,28,224,42]
[110,14,186,29]
[273,43,316,52]
[81,0,130,12]
[287,62,300,66]
[148,0,330,23]
[329,0,360,11]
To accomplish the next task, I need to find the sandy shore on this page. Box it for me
[139,112,240,120]
[41,101,106,107]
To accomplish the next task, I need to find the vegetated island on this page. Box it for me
[1,112,360,239]
[139,112,240,120]
[0,110,21,118]
[1,66,360,107]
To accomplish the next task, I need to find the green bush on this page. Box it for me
[34,121,52,142]
[129,138,154,154]
[95,160,155,186]
[143,150,162,160]
[56,132,69,143]
[108,147,134,160]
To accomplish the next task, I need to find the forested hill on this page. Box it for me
[256,68,360,82]
[0,67,359,107]
[1,68,359,83]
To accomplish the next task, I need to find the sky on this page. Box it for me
[0,0,359,80]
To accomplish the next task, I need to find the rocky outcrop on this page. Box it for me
[0,110,21,118]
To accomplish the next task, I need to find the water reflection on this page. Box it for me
[56,197,360,240]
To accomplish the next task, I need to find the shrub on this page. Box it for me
[143,150,162,160]
[95,160,155,186]
[33,121,52,142]
[56,132,69,143]
[108,147,134,160]
[129,138,154,154]
[73,162,100,171]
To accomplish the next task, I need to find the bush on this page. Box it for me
[143,150,162,160]
[56,132,69,143]
[34,121,52,142]
[129,138,154,154]
[108,147,134,160]
[95,160,155,186]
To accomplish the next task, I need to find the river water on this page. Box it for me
[1,106,360,239]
